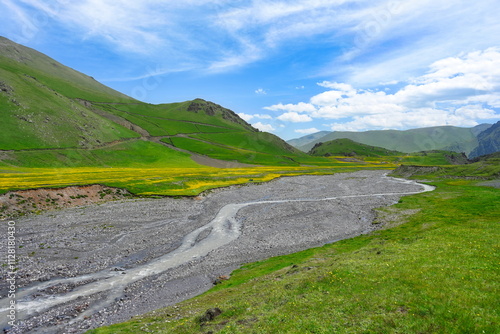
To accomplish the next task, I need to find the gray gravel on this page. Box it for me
[0,170,428,333]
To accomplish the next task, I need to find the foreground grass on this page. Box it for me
[89,179,499,333]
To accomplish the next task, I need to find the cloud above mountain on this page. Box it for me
[1,0,498,138]
[265,48,500,131]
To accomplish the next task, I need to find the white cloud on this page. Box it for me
[238,113,272,122]
[238,113,254,122]
[295,128,320,134]
[269,49,500,131]
[277,112,313,123]
[252,122,275,132]
[264,102,316,113]
[255,88,267,95]
[256,114,273,119]
[5,0,500,79]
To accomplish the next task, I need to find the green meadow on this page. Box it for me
[88,167,500,334]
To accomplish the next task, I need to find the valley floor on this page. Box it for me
[1,170,428,333]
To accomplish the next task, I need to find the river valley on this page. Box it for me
[0,170,433,333]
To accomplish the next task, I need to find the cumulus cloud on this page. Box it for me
[237,113,254,122]
[264,102,316,113]
[4,0,500,78]
[252,122,275,132]
[295,128,320,134]
[255,88,267,95]
[277,112,313,123]
[267,49,500,131]
[238,113,272,122]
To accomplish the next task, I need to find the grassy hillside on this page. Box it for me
[0,37,140,150]
[295,126,484,155]
[308,138,403,157]
[0,37,132,101]
[0,37,321,171]
[0,37,343,198]
[306,138,470,167]
[89,160,500,334]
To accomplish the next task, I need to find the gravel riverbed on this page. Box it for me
[0,170,429,333]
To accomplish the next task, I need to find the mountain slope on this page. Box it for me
[0,37,311,167]
[469,121,500,158]
[0,36,132,101]
[287,131,331,148]
[308,138,403,157]
[291,126,488,155]
[0,37,140,150]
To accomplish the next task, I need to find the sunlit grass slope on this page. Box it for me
[0,37,139,150]
[308,138,403,157]
[88,176,500,334]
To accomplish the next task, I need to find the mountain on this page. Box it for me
[0,36,308,167]
[469,121,500,158]
[308,138,403,157]
[0,37,140,150]
[288,125,492,155]
[286,131,331,148]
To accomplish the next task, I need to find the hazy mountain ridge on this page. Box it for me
[288,124,494,156]
[469,121,500,158]
[286,131,331,148]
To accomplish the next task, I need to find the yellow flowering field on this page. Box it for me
[0,164,392,196]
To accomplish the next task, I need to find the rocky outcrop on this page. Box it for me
[187,99,256,132]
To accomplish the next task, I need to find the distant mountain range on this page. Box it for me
[469,121,500,158]
[288,124,498,157]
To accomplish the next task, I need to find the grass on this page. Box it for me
[308,138,403,157]
[88,177,500,334]
[168,137,303,166]
[393,155,500,180]
[0,57,138,150]
[96,100,251,133]
[0,140,197,168]
[0,163,366,196]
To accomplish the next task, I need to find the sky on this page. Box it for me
[1,0,499,140]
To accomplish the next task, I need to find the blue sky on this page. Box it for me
[1,0,499,140]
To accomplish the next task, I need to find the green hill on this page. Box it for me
[0,37,311,168]
[290,125,491,155]
[308,138,403,157]
[0,37,139,150]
